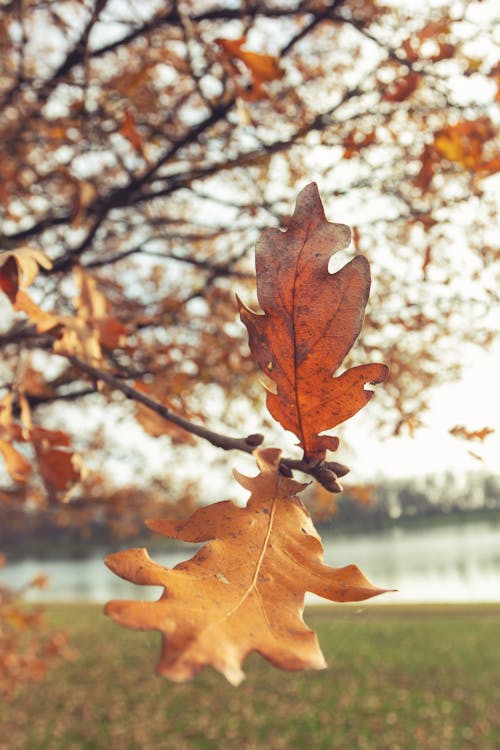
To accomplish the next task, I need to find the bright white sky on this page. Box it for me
[345,342,500,481]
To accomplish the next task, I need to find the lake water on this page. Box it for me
[3,519,500,605]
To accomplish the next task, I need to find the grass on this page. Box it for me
[2,603,500,750]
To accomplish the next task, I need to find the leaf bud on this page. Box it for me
[246,433,265,447]
[316,467,343,493]
[278,463,293,477]
[324,460,350,478]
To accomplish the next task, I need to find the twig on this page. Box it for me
[67,355,349,491]
[67,356,262,454]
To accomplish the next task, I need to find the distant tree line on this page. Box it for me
[1,470,499,559]
[327,471,500,531]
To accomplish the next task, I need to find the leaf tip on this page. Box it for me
[292,182,325,223]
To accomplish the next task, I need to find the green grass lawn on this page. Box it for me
[2,603,500,750]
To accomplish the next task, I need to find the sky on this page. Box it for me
[344,342,500,481]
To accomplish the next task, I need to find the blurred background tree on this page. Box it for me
[0,0,499,533]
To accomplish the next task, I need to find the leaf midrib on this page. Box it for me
[215,473,280,625]
[292,222,312,455]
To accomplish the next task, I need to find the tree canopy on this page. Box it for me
[1,0,499,521]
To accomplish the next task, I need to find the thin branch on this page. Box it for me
[67,355,261,452]
[281,0,344,55]
[67,355,349,490]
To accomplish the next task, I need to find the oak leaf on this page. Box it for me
[105,448,389,685]
[238,183,388,462]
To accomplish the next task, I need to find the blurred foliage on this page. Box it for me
[0,0,498,510]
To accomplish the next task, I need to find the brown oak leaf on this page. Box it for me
[238,183,388,462]
[0,246,52,303]
[104,448,389,685]
[31,427,79,491]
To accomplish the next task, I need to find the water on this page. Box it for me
[2,519,500,605]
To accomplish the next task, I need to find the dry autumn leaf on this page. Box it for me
[0,441,32,484]
[31,427,79,491]
[0,394,31,484]
[120,109,145,156]
[54,267,127,363]
[105,448,389,685]
[17,360,57,400]
[0,246,52,303]
[11,291,60,334]
[238,183,388,462]
[449,425,495,442]
[433,118,500,175]
[382,71,420,102]
[216,37,283,100]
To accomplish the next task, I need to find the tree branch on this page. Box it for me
[67,355,349,491]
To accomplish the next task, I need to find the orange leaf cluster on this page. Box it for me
[0,257,129,495]
[105,449,388,685]
[0,556,70,698]
[238,183,388,462]
[216,38,283,100]
[433,118,500,173]
[0,393,79,493]
[54,267,127,364]
[416,117,500,191]
[449,425,495,442]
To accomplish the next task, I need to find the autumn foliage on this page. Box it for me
[104,184,390,683]
[1,0,498,510]
[0,0,499,688]
[0,555,69,698]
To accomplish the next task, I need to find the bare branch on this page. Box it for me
[67,355,349,491]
